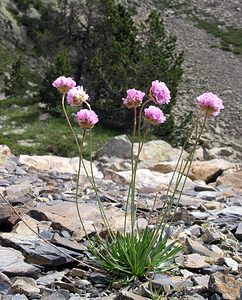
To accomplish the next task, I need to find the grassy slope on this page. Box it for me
[0,97,120,158]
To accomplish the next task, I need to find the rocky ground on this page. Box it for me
[0,135,242,299]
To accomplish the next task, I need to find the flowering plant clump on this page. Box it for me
[53,76,224,281]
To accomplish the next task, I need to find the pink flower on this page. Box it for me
[67,86,89,106]
[76,109,99,129]
[197,92,224,117]
[144,106,166,125]
[150,80,171,105]
[123,88,145,108]
[52,76,76,93]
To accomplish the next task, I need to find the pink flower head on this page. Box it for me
[144,105,166,125]
[150,80,171,105]
[76,109,99,129]
[67,86,89,106]
[123,88,145,108]
[52,76,76,93]
[197,92,224,117]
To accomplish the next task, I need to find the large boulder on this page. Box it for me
[188,159,234,182]
[18,155,103,178]
[95,135,132,160]
[104,169,195,193]
[139,159,235,183]
[0,145,12,157]
[216,169,242,190]
[0,144,16,172]
[133,140,187,162]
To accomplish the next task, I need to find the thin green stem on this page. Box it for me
[75,128,89,237]
[124,99,151,235]
[62,94,87,236]
[88,129,114,240]
[155,115,202,226]
[151,113,208,244]
[169,113,208,224]
[61,95,97,191]
[130,107,137,234]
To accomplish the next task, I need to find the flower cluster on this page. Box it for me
[52,76,76,94]
[123,89,145,108]
[53,76,98,129]
[76,109,99,129]
[123,81,170,125]
[150,80,171,105]
[144,106,166,125]
[67,86,89,106]
[53,76,224,131]
[196,92,224,117]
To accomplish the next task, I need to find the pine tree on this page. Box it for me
[4,59,26,97]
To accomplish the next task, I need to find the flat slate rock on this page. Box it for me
[0,246,40,278]
[30,201,128,240]
[0,233,83,266]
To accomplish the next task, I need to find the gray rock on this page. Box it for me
[196,191,217,200]
[189,211,210,220]
[95,135,132,159]
[0,246,40,278]
[208,272,242,300]
[38,113,50,121]
[185,238,213,256]
[221,206,242,217]
[195,183,217,192]
[5,184,31,199]
[188,224,201,237]
[118,289,149,300]
[235,222,242,240]
[12,277,40,297]
[186,294,206,300]
[223,257,239,272]
[192,274,210,289]
[0,272,12,295]
[184,253,209,269]
[204,147,234,160]
[36,271,65,286]
[202,265,228,275]
[202,228,223,243]
[0,233,82,266]
[51,233,86,252]
[90,272,107,285]
[0,204,12,222]
[2,294,28,300]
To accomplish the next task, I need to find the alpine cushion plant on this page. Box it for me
[53,76,224,281]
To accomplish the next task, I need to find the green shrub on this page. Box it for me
[83,4,183,134]
[38,0,183,137]
[4,59,26,97]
